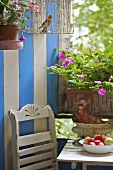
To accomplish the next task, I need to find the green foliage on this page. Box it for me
[55,118,80,139]
[0,0,40,30]
[45,43,113,97]
[0,0,9,14]
[72,0,113,46]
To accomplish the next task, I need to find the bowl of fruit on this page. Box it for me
[80,134,113,154]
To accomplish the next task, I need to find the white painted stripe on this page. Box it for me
[4,50,19,170]
[34,34,47,106]
[34,34,47,132]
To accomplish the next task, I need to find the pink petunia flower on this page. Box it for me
[95,61,99,64]
[65,47,71,51]
[18,12,22,17]
[76,51,82,55]
[62,61,69,67]
[66,57,74,63]
[14,0,18,4]
[77,75,84,79]
[98,88,106,96]
[19,36,26,41]
[94,81,102,84]
[28,4,35,10]
[49,66,57,69]
[58,53,66,60]
[35,6,41,15]
[88,45,95,51]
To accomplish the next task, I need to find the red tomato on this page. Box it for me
[94,134,102,141]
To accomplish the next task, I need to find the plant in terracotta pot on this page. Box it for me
[45,43,113,123]
[0,0,41,41]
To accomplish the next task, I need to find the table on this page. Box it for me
[57,139,113,170]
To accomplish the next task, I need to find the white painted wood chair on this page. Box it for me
[9,104,58,170]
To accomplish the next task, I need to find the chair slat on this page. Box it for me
[19,142,57,156]
[18,131,51,147]
[47,168,56,170]
[20,159,56,170]
[20,151,56,165]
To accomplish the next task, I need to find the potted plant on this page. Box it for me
[45,43,113,120]
[0,0,41,41]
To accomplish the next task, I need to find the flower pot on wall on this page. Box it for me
[0,25,23,50]
[0,25,19,40]
[65,88,113,117]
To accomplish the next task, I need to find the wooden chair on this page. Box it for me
[9,104,58,170]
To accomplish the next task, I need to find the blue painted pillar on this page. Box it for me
[46,0,59,114]
[19,32,34,135]
[47,34,59,114]
[0,50,4,170]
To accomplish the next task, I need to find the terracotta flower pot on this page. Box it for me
[0,25,20,41]
[65,88,113,117]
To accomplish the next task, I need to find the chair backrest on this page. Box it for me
[9,104,58,170]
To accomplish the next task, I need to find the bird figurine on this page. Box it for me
[72,99,104,124]
[39,15,53,33]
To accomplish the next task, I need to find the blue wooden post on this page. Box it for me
[46,0,59,114]
[0,50,4,170]
[19,32,34,135]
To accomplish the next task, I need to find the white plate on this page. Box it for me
[79,139,84,145]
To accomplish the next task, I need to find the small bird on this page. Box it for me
[39,15,53,33]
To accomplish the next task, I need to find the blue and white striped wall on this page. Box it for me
[0,31,59,170]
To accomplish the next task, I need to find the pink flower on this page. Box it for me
[58,53,66,60]
[17,6,22,10]
[95,61,99,64]
[94,81,102,84]
[28,4,35,10]
[66,57,74,63]
[14,0,18,4]
[19,36,26,41]
[35,6,41,15]
[77,75,84,79]
[88,45,95,51]
[76,51,82,55]
[49,66,57,69]
[65,47,71,51]
[18,12,22,17]
[27,2,40,15]
[98,88,106,96]
[62,61,69,67]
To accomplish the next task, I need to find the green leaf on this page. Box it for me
[0,0,9,14]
